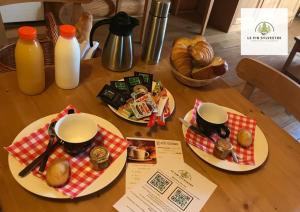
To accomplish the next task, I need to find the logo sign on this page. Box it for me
[256,22,273,35]
[178,170,192,180]
[241,8,288,55]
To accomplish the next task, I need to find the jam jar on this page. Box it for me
[89,146,110,170]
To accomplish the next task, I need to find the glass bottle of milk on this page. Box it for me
[55,25,80,89]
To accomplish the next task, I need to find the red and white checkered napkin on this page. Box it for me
[5,105,128,198]
[185,100,256,165]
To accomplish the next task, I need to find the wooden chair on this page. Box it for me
[236,57,300,121]
[282,36,300,83]
[0,0,92,46]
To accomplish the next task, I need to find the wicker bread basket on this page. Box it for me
[169,57,227,87]
[0,12,58,73]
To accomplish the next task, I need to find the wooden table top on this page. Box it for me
[0,57,300,212]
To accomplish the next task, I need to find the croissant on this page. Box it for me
[188,41,214,67]
[173,36,206,48]
[171,36,206,76]
[171,43,192,76]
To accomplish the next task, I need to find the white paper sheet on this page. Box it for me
[114,163,217,212]
[126,138,184,191]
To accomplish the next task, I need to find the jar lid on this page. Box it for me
[90,146,110,163]
[59,25,76,38]
[150,0,171,18]
[18,26,37,40]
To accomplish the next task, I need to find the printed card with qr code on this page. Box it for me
[147,171,172,194]
[168,187,193,210]
[114,164,217,212]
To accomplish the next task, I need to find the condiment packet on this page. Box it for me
[152,81,164,97]
[111,81,131,100]
[117,103,134,118]
[133,84,148,94]
[135,93,158,113]
[97,84,126,109]
[134,71,153,92]
[131,85,148,99]
[124,76,145,92]
[130,101,152,119]
[157,96,169,117]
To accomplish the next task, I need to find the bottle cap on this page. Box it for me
[150,0,171,18]
[18,26,37,40]
[59,25,76,38]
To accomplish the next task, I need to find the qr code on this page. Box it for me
[168,187,193,211]
[147,171,172,194]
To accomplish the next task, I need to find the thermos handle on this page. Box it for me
[89,19,111,47]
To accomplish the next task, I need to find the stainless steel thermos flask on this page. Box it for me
[90,12,139,71]
[141,0,171,64]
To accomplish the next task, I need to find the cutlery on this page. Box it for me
[18,140,61,177]
[179,117,240,163]
[19,109,75,177]
[39,121,57,172]
[179,117,213,139]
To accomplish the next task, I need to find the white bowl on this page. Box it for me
[55,113,98,144]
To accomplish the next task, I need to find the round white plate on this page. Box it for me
[182,107,268,172]
[127,157,153,162]
[108,81,175,124]
[8,113,127,199]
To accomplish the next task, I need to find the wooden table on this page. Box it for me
[1,57,300,212]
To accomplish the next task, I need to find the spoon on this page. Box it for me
[39,121,57,172]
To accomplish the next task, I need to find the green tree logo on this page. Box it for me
[178,170,192,180]
[255,22,274,35]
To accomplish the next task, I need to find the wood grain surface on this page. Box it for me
[0,57,300,211]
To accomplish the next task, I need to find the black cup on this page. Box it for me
[62,140,93,156]
[54,113,98,156]
[196,103,230,138]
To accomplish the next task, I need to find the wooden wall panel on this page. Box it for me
[208,0,239,32]
[277,0,300,22]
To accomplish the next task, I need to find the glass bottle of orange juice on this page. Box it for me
[15,26,45,95]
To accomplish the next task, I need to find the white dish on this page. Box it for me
[8,113,127,199]
[182,107,268,172]
[108,81,175,124]
[55,113,98,143]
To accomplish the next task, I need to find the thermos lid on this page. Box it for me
[150,0,171,18]
[110,12,139,36]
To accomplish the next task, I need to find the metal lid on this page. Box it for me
[90,146,110,163]
[150,0,171,18]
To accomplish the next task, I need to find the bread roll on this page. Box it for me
[46,158,70,187]
[188,41,214,67]
[237,129,253,148]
